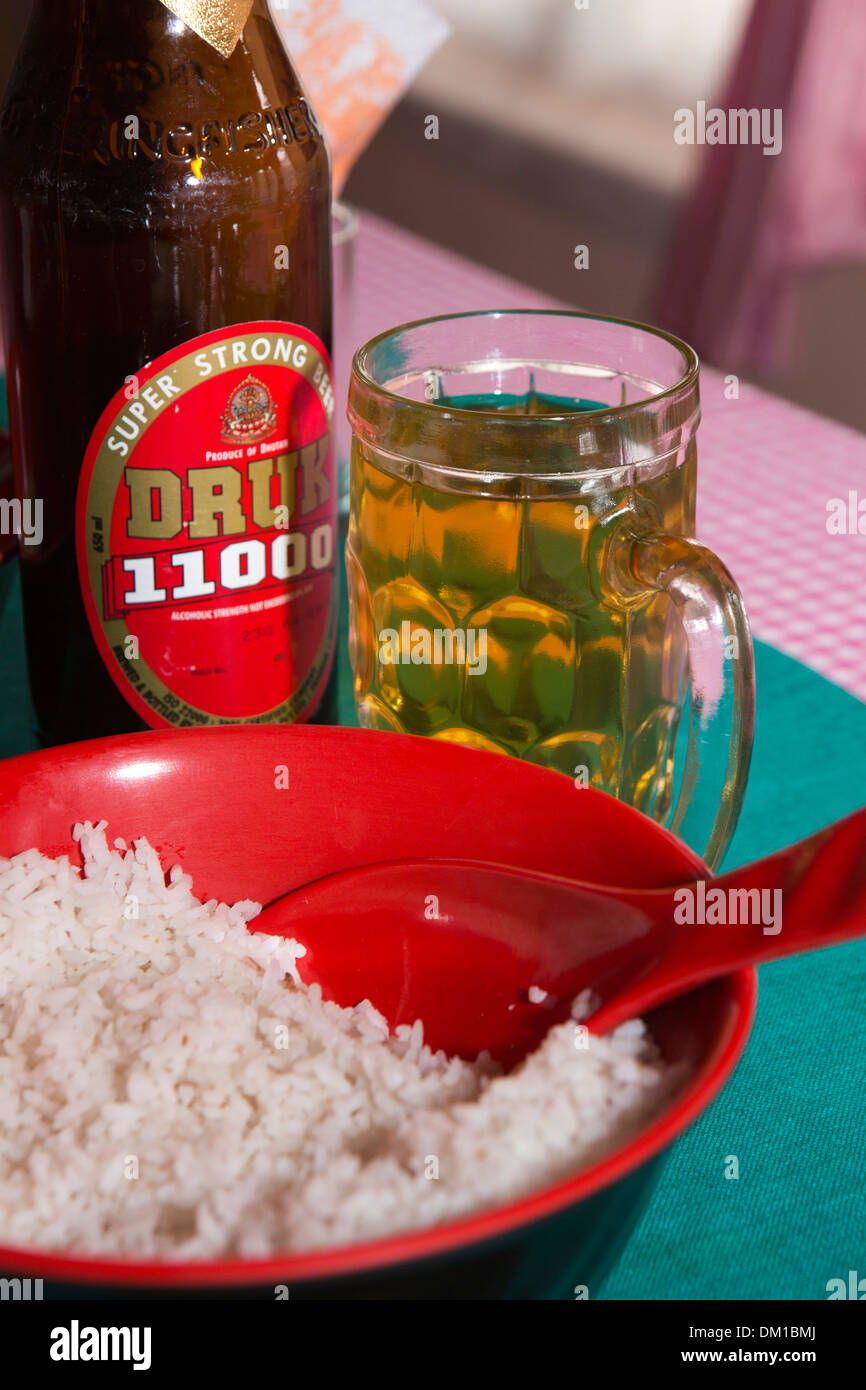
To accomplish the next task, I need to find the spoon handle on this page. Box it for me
[591,805,866,1032]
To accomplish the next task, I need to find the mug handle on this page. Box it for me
[611,529,756,873]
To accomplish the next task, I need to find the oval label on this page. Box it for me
[76,321,337,729]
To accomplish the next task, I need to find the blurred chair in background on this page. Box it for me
[656,0,866,380]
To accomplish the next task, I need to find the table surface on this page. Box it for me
[2,211,865,1301]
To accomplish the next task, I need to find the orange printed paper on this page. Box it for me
[274,0,450,194]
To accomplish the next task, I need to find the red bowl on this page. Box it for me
[0,725,755,1299]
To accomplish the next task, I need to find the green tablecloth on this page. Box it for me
[607,647,866,1301]
[1,557,863,1301]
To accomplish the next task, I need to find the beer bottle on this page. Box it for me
[0,0,337,745]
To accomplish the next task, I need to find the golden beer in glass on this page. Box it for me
[347,312,754,870]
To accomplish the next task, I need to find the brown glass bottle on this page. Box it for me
[0,0,336,745]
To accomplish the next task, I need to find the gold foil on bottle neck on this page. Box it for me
[158,0,256,59]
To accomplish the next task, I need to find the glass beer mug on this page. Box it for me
[347,311,755,871]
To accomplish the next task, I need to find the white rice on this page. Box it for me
[0,823,680,1258]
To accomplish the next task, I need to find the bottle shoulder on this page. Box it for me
[0,13,330,206]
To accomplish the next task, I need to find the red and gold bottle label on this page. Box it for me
[76,321,337,729]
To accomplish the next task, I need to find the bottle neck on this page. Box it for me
[42,0,274,46]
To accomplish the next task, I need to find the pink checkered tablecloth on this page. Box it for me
[341,211,866,704]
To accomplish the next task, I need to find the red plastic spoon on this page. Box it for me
[253,806,866,1057]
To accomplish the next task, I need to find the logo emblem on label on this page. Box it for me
[221,373,278,444]
[76,321,337,730]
